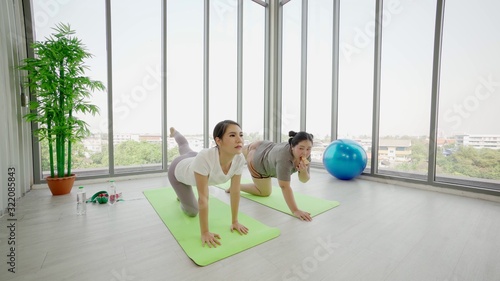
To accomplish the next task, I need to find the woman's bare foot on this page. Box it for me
[169,127,176,138]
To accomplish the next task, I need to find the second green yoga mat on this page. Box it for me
[144,188,280,266]
[215,180,340,217]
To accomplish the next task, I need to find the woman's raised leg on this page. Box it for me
[170,127,193,156]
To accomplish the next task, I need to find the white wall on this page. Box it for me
[0,0,33,215]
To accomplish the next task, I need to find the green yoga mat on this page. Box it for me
[216,180,340,217]
[143,188,280,266]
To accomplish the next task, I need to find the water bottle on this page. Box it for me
[109,180,117,205]
[77,186,87,215]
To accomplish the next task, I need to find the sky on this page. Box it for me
[32,0,500,138]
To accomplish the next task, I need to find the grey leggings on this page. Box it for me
[167,131,199,217]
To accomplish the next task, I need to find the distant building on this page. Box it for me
[114,133,139,144]
[436,138,455,147]
[378,139,412,163]
[139,134,162,143]
[455,134,500,150]
[82,134,103,154]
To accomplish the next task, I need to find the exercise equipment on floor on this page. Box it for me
[323,139,367,180]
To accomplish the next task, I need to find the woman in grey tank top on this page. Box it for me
[238,131,314,221]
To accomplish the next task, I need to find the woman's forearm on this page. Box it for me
[280,184,299,213]
[198,197,209,234]
[229,185,240,224]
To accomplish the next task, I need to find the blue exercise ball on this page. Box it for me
[323,139,367,180]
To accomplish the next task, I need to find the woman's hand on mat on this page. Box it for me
[230,222,249,235]
[293,209,312,222]
[201,232,222,248]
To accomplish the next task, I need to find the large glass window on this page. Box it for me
[27,0,499,195]
[437,0,500,188]
[242,1,265,143]
[111,0,162,174]
[378,0,435,177]
[306,0,333,164]
[209,0,238,133]
[338,0,375,169]
[166,0,204,156]
[281,0,302,139]
[32,0,108,177]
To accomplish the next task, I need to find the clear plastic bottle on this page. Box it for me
[109,180,117,205]
[76,186,87,215]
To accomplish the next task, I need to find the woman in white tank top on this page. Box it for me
[168,120,249,248]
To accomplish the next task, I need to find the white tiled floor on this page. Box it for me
[2,169,500,281]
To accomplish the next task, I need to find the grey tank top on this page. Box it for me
[252,141,296,181]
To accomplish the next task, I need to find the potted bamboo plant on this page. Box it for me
[20,23,105,195]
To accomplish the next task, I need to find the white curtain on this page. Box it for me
[0,0,33,215]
